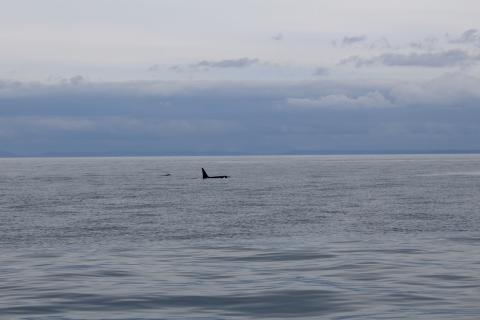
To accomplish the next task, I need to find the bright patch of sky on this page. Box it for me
[1,0,480,82]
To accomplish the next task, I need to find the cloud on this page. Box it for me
[158,58,263,74]
[65,75,86,86]
[193,58,260,69]
[391,72,480,107]
[272,33,284,41]
[342,35,367,45]
[369,37,392,50]
[312,67,329,76]
[148,64,161,72]
[339,49,480,68]
[450,29,480,45]
[410,36,440,51]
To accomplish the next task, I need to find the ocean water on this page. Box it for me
[1,155,480,319]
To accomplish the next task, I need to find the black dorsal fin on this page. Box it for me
[202,168,209,179]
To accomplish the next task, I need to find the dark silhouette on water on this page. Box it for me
[202,168,229,179]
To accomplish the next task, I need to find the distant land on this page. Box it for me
[1,150,480,158]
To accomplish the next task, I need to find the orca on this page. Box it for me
[202,168,229,179]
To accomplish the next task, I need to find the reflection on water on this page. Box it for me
[1,155,480,319]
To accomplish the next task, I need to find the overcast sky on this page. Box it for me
[1,0,480,155]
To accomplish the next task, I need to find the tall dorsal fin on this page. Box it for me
[202,168,209,179]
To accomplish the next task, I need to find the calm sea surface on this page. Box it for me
[1,155,480,319]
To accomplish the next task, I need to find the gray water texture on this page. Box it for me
[1,155,480,319]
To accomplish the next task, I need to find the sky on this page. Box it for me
[1,0,480,156]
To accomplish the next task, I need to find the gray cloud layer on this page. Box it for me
[340,49,480,68]
[1,74,480,156]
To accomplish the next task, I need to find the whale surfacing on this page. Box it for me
[202,168,229,179]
